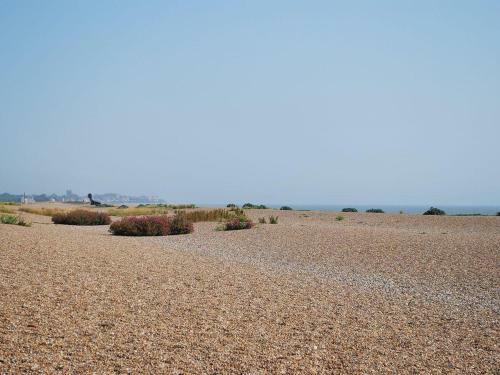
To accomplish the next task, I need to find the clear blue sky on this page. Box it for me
[1,1,499,205]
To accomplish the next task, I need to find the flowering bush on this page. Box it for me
[109,214,193,236]
[52,210,111,225]
[221,217,254,231]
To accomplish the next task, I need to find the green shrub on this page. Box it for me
[1,214,19,225]
[280,206,293,210]
[226,203,237,208]
[269,215,278,224]
[52,210,111,225]
[341,208,357,212]
[118,205,129,209]
[0,214,31,227]
[258,217,266,224]
[242,203,267,209]
[423,207,446,216]
[335,215,344,221]
[366,208,384,213]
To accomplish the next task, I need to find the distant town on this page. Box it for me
[0,190,165,204]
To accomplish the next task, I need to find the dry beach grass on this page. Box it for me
[0,205,499,373]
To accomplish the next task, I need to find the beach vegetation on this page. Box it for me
[242,203,267,209]
[52,210,111,225]
[226,203,238,208]
[258,217,266,224]
[19,207,67,216]
[423,207,446,216]
[341,208,358,212]
[335,215,345,221]
[268,215,278,224]
[0,214,31,227]
[366,208,385,213]
[218,217,254,231]
[280,206,293,210]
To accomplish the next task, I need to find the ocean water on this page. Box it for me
[274,204,500,215]
[202,204,500,215]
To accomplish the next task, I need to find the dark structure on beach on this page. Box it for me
[87,193,101,206]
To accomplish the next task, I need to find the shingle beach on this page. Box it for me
[1,207,499,373]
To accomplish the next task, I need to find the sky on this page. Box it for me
[1,0,499,205]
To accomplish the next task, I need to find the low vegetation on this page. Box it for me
[341,208,357,212]
[218,217,254,231]
[226,203,238,208]
[366,208,385,213]
[336,215,345,221]
[178,208,246,223]
[242,203,267,209]
[258,217,266,224]
[52,210,111,225]
[0,201,20,206]
[497,212,500,216]
[0,205,15,214]
[280,206,293,210]
[109,213,193,236]
[423,207,446,216]
[108,206,169,217]
[0,214,31,227]
[269,215,279,224]
[137,203,196,209]
[19,207,66,216]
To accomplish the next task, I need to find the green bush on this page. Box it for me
[242,203,267,209]
[366,208,384,213]
[0,214,31,227]
[341,208,357,212]
[335,215,345,221]
[423,207,446,216]
[280,206,293,210]
[258,217,267,224]
[52,210,111,225]
[269,215,278,224]
[226,203,237,208]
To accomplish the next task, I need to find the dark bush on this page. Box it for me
[280,206,293,210]
[226,203,237,208]
[242,203,267,209]
[497,212,500,216]
[52,209,111,225]
[423,207,446,216]
[341,208,358,212]
[366,208,384,213]
[118,205,129,209]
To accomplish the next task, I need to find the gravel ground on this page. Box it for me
[0,208,499,373]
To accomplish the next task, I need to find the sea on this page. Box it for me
[202,204,500,216]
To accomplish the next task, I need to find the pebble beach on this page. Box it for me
[1,207,499,373]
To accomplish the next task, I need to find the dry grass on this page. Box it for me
[0,205,15,214]
[177,208,245,223]
[107,206,170,217]
[19,207,67,216]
